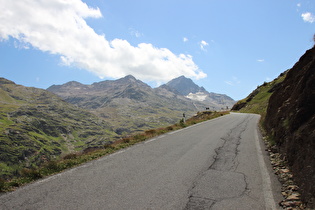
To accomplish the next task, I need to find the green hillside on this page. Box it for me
[231,71,287,118]
[0,78,117,179]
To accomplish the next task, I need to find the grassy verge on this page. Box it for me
[232,72,286,120]
[0,111,229,192]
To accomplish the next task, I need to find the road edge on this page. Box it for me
[254,115,282,210]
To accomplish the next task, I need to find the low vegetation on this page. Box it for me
[231,71,287,121]
[0,111,229,192]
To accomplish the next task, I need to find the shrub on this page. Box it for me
[145,129,156,136]
[8,180,20,188]
[122,137,131,143]
[133,134,146,142]
[44,160,60,171]
[179,119,186,127]
[0,178,5,192]
[103,144,114,150]
[63,153,77,160]
[20,168,42,180]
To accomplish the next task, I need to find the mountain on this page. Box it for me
[0,78,117,179]
[48,75,235,134]
[48,75,197,135]
[232,46,315,208]
[163,76,235,109]
[165,75,206,95]
[48,75,152,109]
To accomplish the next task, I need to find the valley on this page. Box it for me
[0,75,234,180]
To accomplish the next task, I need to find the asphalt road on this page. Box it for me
[0,113,282,209]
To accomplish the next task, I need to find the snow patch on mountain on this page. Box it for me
[185,92,208,101]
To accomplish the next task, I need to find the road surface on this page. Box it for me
[0,113,282,209]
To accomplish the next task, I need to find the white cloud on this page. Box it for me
[200,40,209,51]
[129,28,143,38]
[0,0,206,83]
[225,77,240,86]
[183,37,188,42]
[301,12,315,23]
[296,3,301,12]
[225,81,233,86]
[257,59,265,62]
[13,40,30,49]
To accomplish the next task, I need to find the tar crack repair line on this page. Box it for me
[184,115,253,210]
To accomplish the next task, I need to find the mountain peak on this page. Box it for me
[118,75,138,83]
[123,75,136,80]
[64,81,84,87]
[166,76,204,96]
[47,81,85,93]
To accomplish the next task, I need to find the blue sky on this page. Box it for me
[0,0,314,100]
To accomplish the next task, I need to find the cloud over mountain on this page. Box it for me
[0,0,206,83]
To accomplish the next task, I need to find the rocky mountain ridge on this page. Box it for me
[164,76,235,108]
[47,75,235,134]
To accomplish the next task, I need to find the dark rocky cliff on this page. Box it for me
[264,47,315,207]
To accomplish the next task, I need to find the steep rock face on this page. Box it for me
[264,47,315,207]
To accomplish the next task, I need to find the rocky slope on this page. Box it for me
[264,46,315,208]
[48,75,235,134]
[164,76,235,109]
[0,78,117,179]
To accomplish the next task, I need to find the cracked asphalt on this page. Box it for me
[0,113,282,209]
[184,114,281,209]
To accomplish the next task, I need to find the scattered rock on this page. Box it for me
[262,134,309,210]
[281,169,290,173]
[287,185,299,191]
[287,193,301,201]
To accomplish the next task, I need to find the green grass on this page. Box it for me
[233,73,286,119]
